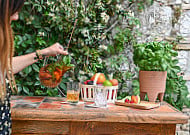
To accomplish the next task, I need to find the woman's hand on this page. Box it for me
[12,43,68,74]
[41,43,68,56]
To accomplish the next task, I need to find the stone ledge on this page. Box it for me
[164,37,190,50]
[167,3,190,10]
[180,38,190,44]
[167,2,182,6]
[165,37,190,44]
[176,131,190,135]
[176,44,190,50]
[183,75,190,80]
[182,4,190,10]
[182,108,190,113]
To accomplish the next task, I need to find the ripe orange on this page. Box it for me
[131,95,140,104]
[54,71,61,81]
[109,79,118,86]
[91,73,106,84]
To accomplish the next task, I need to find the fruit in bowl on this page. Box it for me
[109,79,118,86]
[103,80,112,86]
[91,73,106,84]
[82,73,119,87]
[83,80,91,85]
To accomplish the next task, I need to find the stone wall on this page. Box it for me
[138,0,190,92]
[176,108,190,135]
[136,0,190,134]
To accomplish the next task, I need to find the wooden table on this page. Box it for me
[11,96,188,135]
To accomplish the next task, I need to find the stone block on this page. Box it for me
[181,123,190,131]
[176,131,190,135]
[180,38,190,43]
[176,11,190,37]
[168,0,182,5]
[183,0,190,4]
[176,0,182,4]
[138,2,172,42]
[182,108,190,113]
[186,81,190,92]
[176,44,190,50]
[177,51,189,58]
[176,124,181,131]
[182,4,190,9]
[186,53,190,73]
[177,58,188,71]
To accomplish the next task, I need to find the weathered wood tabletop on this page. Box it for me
[11,96,188,135]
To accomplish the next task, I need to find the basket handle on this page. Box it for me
[93,73,101,86]
[43,56,49,67]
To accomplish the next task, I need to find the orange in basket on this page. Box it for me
[39,62,73,88]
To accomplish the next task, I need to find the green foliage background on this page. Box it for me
[12,0,189,110]
[12,0,140,96]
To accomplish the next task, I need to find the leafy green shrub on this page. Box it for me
[133,41,178,71]
[133,41,190,110]
[13,0,145,96]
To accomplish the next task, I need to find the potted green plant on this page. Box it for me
[133,41,176,102]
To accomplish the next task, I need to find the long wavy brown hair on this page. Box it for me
[0,0,24,102]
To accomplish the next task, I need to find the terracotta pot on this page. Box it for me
[139,71,167,102]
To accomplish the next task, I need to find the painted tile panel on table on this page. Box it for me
[10,96,179,114]
[38,103,62,109]
[10,96,25,103]
[11,96,25,100]
[12,102,40,109]
[43,97,65,103]
[10,103,15,108]
[51,101,66,104]
[61,104,74,109]
[23,96,44,102]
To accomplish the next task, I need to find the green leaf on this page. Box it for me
[59,83,67,90]
[161,64,167,71]
[172,59,179,65]
[23,86,30,95]
[32,64,40,72]
[34,81,41,86]
[17,85,22,94]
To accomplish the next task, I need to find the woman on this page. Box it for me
[0,1,68,134]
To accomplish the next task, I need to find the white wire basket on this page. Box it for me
[80,73,118,103]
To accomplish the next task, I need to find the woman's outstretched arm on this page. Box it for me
[12,43,68,74]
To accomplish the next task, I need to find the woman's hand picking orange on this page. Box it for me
[41,43,68,56]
